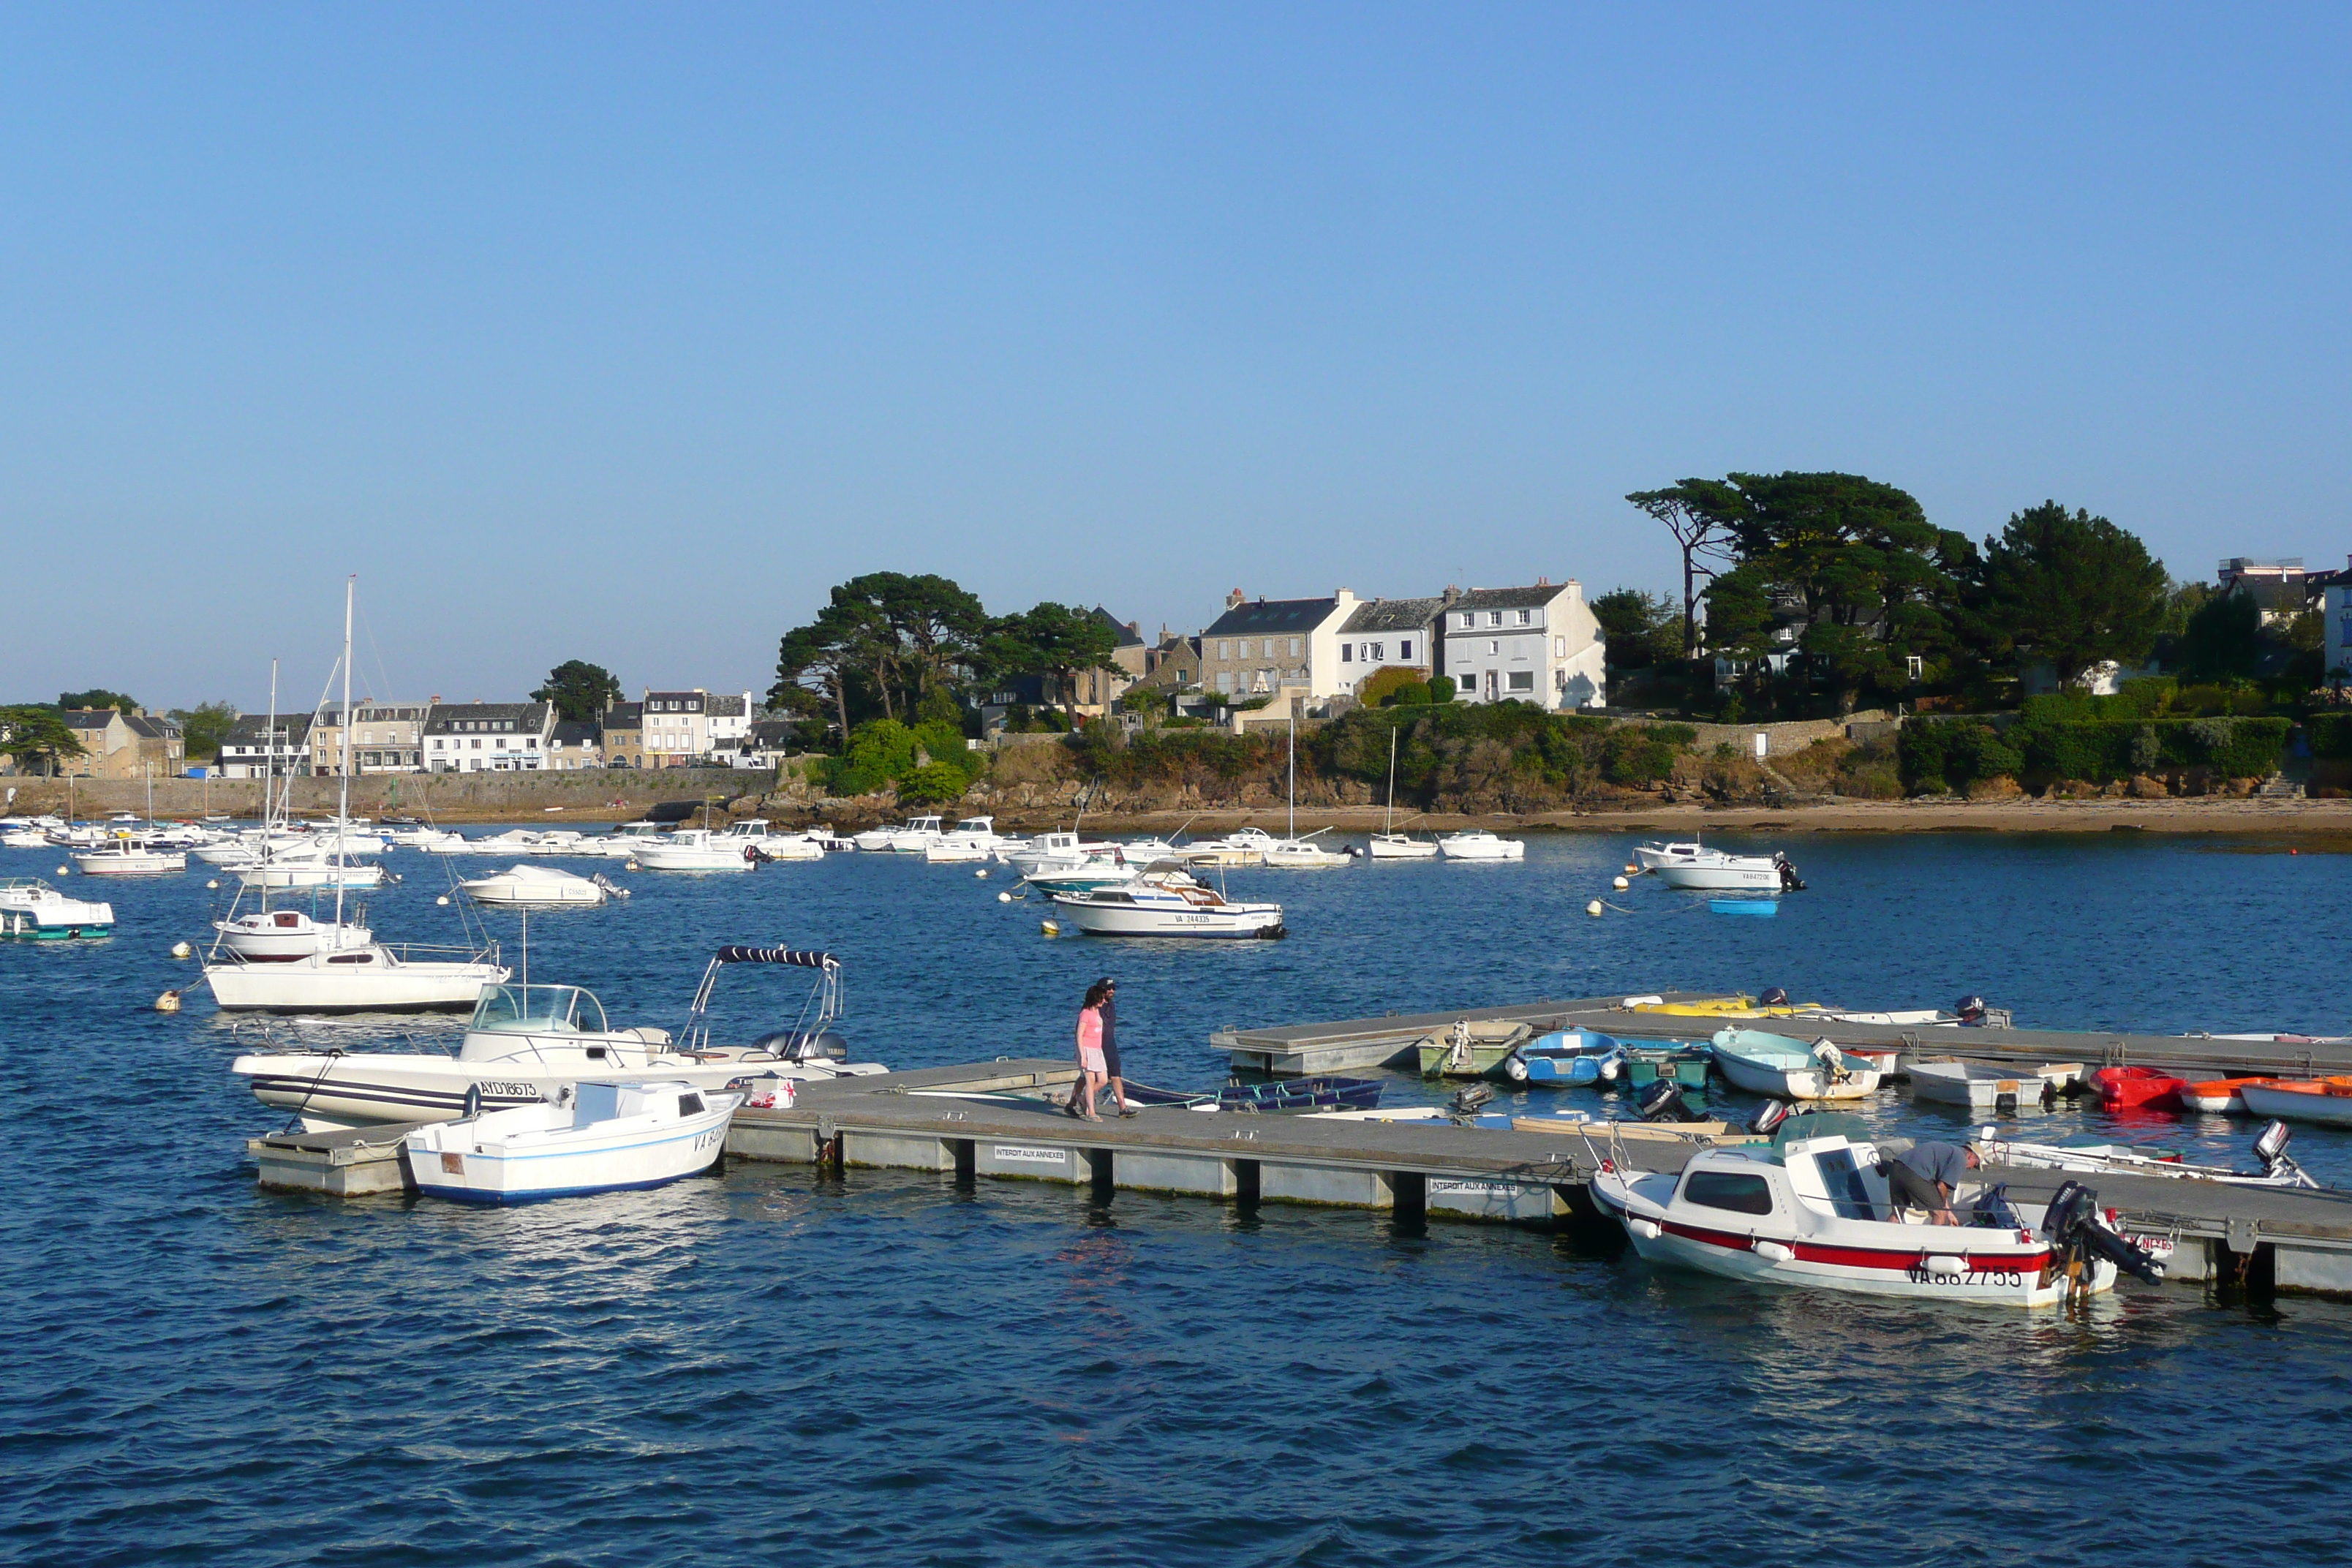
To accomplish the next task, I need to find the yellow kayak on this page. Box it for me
[1623,994,1835,1019]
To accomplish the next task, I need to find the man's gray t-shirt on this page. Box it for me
[1898,1141,1970,1189]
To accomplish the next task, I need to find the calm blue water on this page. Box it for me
[6,829,2351,1567]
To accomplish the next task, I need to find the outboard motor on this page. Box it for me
[1448,1082,1496,1119]
[1635,1079,1692,1122]
[1759,987,1790,1008]
[2042,1179,2166,1286]
[2254,1119,2303,1180]
[1748,1099,1792,1137]
[1774,853,1806,892]
[750,1028,851,1063]
[1954,994,1988,1025]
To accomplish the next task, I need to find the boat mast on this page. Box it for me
[1287,706,1296,841]
[1384,725,1397,834]
[333,577,353,930]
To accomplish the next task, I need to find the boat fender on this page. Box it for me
[1925,1254,1967,1278]
[1754,1240,1794,1262]
[1629,1217,1662,1240]
[1502,1052,1529,1085]
[462,1084,483,1120]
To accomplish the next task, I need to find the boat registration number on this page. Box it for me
[694,1126,725,1151]
[476,1082,535,1099]
[1904,1266,2025,1288]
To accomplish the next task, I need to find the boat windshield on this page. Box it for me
[470,984,609,1035]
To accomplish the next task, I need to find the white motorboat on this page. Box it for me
[751,832,826,862]
[855,815,944,853]
[405,1080,742,1203]
[923,837,990,863]
[587,821,671,858]
[1436,829,1525,862]
[1048,864,1285,938]
[459,864,624,905]
[1632,840,1705,871]
[420,829,544,856]
[213,906,375,961]
[1653,848,1803,892]
[0,878,115,939]
[1180,826,1274,867]
[1711,1028,1883,1101]
[1004,829,1121,877]
[69,834,186,875]
[1367,730,1437,858]
[936,815,1009,853]
[634,829,758,872]
[1589,1116,2163,1305]
[1264,832,1352,868]
[1907,1059,2082,1113]
[233,947,887,1129]
[1,826,54,848]
[384,824,464,848]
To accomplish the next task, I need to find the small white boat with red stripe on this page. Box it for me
[1589,1114,2164,1307]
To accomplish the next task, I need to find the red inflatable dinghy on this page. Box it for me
[2091,1065,2188,1112]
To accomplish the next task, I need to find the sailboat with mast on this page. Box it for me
[205,579,510,1011]
[1365,726,1436,859]
[1263,706,1352,868]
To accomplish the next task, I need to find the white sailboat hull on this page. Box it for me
[206,951,510,1012]
[1365,835,1437,859]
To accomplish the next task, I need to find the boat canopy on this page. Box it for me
[470,983,609,1035]
[714,946,835,968]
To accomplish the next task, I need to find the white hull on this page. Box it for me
[1714,1053,1882,1101]
[1048,896,1284,938]
[1438,834,1524,861]
[404,1092,739,1202]
[2238,1084,2352,1125]
[206,951,509,1011]
[923,840,989,863]
[1609,1210,2109,1306]
[1654,862,1782,891]
[1365,834,1438,859]
[214,914,374,960]
[459,866,611,905]
[1908,1060,2073,1112]
[1263,842,1350,868]
[240,862,385,890]
[70,850,186,875]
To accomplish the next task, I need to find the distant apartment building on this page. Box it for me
[547,719,603,770]
[2217,557,2311,626]
[628,688,754,765]
[1435,581,1606,709]
[602,702,644,766]
[1334,596,1442,693]
[219,713,313,780]
[58,708,184,779]
[423,702,557,772]
[1197,589,1367,703]
[312,701,429,774]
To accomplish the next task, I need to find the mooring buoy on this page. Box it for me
[154,990,182,1013]
[1586,900,1605,917]
[170,941,192,959]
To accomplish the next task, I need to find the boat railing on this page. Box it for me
[378,941,504,966]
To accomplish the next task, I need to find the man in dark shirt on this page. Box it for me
[1889,1140,1979,1225]
[1096,977,1134,1117]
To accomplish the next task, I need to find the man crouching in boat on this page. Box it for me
[1888,1140,1980,1225]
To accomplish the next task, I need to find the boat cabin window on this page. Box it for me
[327,952,374,965]
[470,984,609,1035]
[1809,1147,1880,1220]
[1681,1169,1774,1215]
[678,1093,704,1116]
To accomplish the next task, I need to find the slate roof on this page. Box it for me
[1448,585,1575,613]
[225,713,313,745]
[423,702,549,736]
[549,720,600,748]
[605,702,644,727]
[1090,608,1145,648]
[61,709,120,733]
[124,715,181,740]
[1339,597,1444,635]
[1203,596,1338,638]
[706,693,749,717]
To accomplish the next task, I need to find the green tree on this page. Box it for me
[1589,588,1682,671]
[530,660,623,723]
[1695,472,1972,710]
[773,592,893,742]
[897,759,974,806]
[59,688,137,714]
[1426,675,1458,703]
[0,706,86,772]
[2176,589,2263,683]
[1624,483,1740,656]
[987,603,1122,723]
[167,701,238,762]
[1971,502,2168,690]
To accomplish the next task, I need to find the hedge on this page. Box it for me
[1900,716,2288,792]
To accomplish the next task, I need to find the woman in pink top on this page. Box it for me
[1069,978,1111,1120]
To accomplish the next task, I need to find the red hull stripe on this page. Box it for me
[1659,1218,2048,1274]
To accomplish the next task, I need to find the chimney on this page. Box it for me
[1441,585,1462,605]
[1537,576,1550,587]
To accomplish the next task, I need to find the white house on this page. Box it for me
[423,703,557,773]
[1436,581,1607,709]
[1334,596,1442,693]
[218,713,313,780]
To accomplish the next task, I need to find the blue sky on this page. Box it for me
[6,5,2348,711]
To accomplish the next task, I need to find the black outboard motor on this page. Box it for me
[750,1028,851,1063]
[1448,1082,1497,1119]
[1774,853,1806,892]
[1748,1098,1792,1137]
[1954,995,1988,1026]
[2043,1179,2165,1286]
[1759,987,1790,1008]
[1636,1079,1693,1122]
